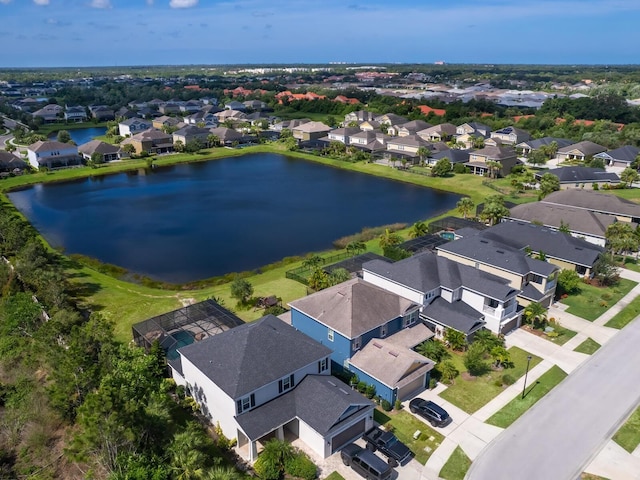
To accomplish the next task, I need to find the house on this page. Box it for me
[207,127,243,145]
[374,113,408,126]
[184,110,219,127]
[385,135,433,162]
[215,109,247,123]
[466,146,519,176]
[171,315,374,462]
[478,221,604,278]
[535,167,620,189]
[152,115,182,130]
[417,123,457,142]
[333,95,360,105]
[506,202,615,247]
[64,106,87,123]
[271,119,310,132]
[594,145,640,168]
[556,141,607,162]
[118,118,152,137]
[243,100,270,111]
[32,104,63,123]
[540,189,640,224]
[121,129,173,155]
[516,137,573,157]
[456,122,491,137]
[158,101,181,114]
[417,105,446,117]
[179,100,202,113]
[172,126,211,146]
[363,251,521,336]
[116,107,139,120]
[27,140,80,169]
[90,105,115,121]
[290,278,434,404]
[78,140,123,163]
[225,101,247,112]
[347,131,389,153]
[427,148,471,166]
[358,120,382,132]
[0,151,28,173]
[388,120,432,137]
[490,126,531,145]
[344,110,377,124]
[326,127,363,145]
[437,232,559,307]
[291,121,332,141]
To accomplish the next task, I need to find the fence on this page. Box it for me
[285,251,353,285]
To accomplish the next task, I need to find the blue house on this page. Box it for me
[290,278,435,404]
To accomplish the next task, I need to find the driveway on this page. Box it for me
[466,316,640,480]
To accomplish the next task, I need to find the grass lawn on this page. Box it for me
[573,337,601,355]
[613,405,640,453]
[581,474,610,480]
[373,409,443,465]
[523,323,578,346]
[560,278,637,321]
[605,294,640,329]
[438,446,472,480]
[486,365,567,428]
[615,255,640,274]
[323,473,345,480]
[438,347,541,414]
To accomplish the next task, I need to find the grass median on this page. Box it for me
[573,337,601,355]
[605,294,640,329]
[439,446,472,480]
[613,405,640,453]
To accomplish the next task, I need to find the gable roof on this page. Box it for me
[429,148,471,163]
[28,140,77,152]
[235,375,373,440]
[0,151,27,169]
[178,315,331,399]
[418,123,457,137]
[469,145,517,161]
[119,117,149,126]
[594,145,640,163]
[289,278,417,339]
[538,167,620,184]
[292,121,332,133]
[422,297,485,334]
[541,190,640,218]
[78,139,121,156]
[557,140,607,156]
[516,136,573,150]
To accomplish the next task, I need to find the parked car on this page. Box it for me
[362,426,412,466]
[409,398,452,427]
[341,443,395,480]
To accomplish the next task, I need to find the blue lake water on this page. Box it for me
[48,126,107,145]
[8,153,460,283]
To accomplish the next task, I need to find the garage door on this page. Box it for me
[330,419,366,453]
[397,375,426,401]
[501,317,519,334]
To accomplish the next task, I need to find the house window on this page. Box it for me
[352,336,361,351]
[318,358,329,373]
[402,310,418,328]
[278,374,294,393]
[486,298,499,308]
[380,324,388,338]
[236,393,255,414]
[328,329,334,342]
[530,274,543,284]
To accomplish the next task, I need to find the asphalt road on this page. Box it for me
[467,316,640,480]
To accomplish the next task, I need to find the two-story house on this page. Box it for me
[27,140,80,169]
[171,315,374,462]
[456,122,491,137]
[417,123,457,142]
[326,127,362,145]
[388,120,432,137]
[290,278,434,405]
[344,110,377,124]
[347,131,389,154]
[64,106,88,123]
[32,104,63,123]
[121,129,174,155]
[172,125,211,146]
[385,135,432,162]
[118,118,152,137]
[465,146,519,176]
[490,126,531,145]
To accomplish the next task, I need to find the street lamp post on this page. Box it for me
[521,355,533,399]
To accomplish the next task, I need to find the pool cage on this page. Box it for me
[397,234,449,254]
[428,216,488,234]
[132,299,245,360]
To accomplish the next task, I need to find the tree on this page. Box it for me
[328,267,350,286]
[456,197,474,219]
[444,328,467,351]
[538,173,560,198]
[346,240,366,256]
[122,143,135,155]
[5,143,16,153]
[230,277,253,305]
[463,341,489,376]
[416,340,451,363]
[527,149,548,166]
[486,160,503,179]
[438,360,459,384]
[307,268,329,291]
[90,152,104,168]
[378,228,403,249]
[592,253,620,286]
[620,167,640,188]
[523,302,547,329]
[57,129,72,143]
[173,140,185,153]
[490,346,511,368]
[480,196,509,226]
[557,269,582,296]
[409,221,428,238]
[253,439,295,480]
[473,329,504,352]
[606,222,639,255]
[417,146,430,166]
[430,158,451,177]
[207,134,220,148]
[302,254,323,270]
[471,135,485,149]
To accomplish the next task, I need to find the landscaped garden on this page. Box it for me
[560,278,636,321]
[439,446,472,480]
[573,337,601,355]
[486,365,568,428]
[612,405,640,453]
[373,409,443,465]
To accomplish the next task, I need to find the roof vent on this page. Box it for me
[373,342,382,348]
[389,351,399,357]
[496,250,504,254]
[339,388,350,395]
[575,247,583,251]
[328,380,336,387]
[480,240,489,244]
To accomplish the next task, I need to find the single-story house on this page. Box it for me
[78,140,123,163]
[540,189,640,224]
[0,151,28,173]
[594,145,640,168]
[556,141,607,162]
[535,167,620,189]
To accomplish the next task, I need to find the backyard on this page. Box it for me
[373,409,443,465]
[560,278,637,321]
[438,347,541,414]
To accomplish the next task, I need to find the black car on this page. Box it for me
[363,426,412,466]
[409,398,452,427]
[341,443,394,480]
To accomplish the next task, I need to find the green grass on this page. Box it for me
[560,278,637,321]
[323,473,345,480]
[581,474,610,480]
[373,409,443,465]
[35,121,109,136]
[573,337,601,355]
[486,365,568,428]
[536,323,578,346]
[613,405,640,453]
[605,294,640,329]
[439,446,472,480]
[438,347,541,414]
[614,255,640,273]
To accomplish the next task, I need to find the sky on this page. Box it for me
[0,0,639,68]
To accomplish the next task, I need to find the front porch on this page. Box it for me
[236,418,300,462]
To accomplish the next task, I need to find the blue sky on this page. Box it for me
[0,0,638,67]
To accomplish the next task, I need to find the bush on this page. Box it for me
[394,399,402,410]
[285,452,317,480]
[365,384,376,399]
[502,374,515,386]
[264,305,287,316]
[254,455,281,480]
[452,163,469,174]
[463,342,490,377]
[381,399,392,411]
[429,378,437,390]
[357,381,367,394]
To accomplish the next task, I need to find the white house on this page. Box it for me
[118,118,152,137]
[27,140,80,169]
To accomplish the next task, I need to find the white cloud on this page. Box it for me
[90,0,112,8]
[170,0,198,8]
[0,0,12,5]
[33,0,50,5]
[146,0,153,4]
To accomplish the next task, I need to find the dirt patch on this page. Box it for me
[460,372,477,381]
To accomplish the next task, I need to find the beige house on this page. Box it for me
[556,141,607,162]
[417,123,457,142]
[466,146,519,176]
[292,121,332,141]
[121,129,173,155]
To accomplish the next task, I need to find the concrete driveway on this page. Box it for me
[466,316,640,480]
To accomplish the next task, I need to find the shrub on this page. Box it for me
[365,384,376,399]
[463,342,490,376]
[452,163,468,174]
[381,399,392,411]
[285,452,317,480]
[264,305,287,316]
[502,374,515,386]
[429,378,437,390]
[494,379,504,387]
[254,455,281,480]
[357,381,367,394]
[394,399,402,410]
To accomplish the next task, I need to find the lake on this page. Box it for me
[48,126,107,145]
[8,153,460,283]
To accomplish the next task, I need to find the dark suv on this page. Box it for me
[409,398,452,427]
[341,443,394,480]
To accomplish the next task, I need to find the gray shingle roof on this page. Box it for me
[178,315,331,398]
[538,167,619,184]
[557,141,607,156]
[78,139,121,156]
[422,298,485,334]
[542,190,640,219]
[516,137,573,150]
[594,145,640,163]
[235,375,373,440]
[429,148,471,164]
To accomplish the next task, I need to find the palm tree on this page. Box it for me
[409,221,428,239]
[207,134,220,148]
[456,197,474,219]
[486,160,503,179]
[416,340,450,363]
[438,360,459,384]
[378,228,403,249]
[523,302,547,329]
[302,254,323,270]
[417,146,430,166]
[490,346,511,368]
[346,240,366,256]
[444,328,467,351]
[203,466,242,480]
